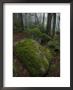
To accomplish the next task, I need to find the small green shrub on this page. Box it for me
[40,33,51,44]
[27,28,43,38]
[48,36,60,54]
[26,28,51,45]
[14,39,52,76]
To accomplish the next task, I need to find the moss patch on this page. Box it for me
[14,39,52,76]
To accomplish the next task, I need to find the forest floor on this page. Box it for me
[13,32,60,77]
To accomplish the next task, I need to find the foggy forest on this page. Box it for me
[13,13,60,77]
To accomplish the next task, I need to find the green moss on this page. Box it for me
[14,39,52,76]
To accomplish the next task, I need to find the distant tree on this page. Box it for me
[58,14,60,32]
[13,13,24,32]
[52,13,56,37]
[46,13,52,36]
[24,13,28,29]
[19,13,24,28]
[42,13,45,30]
[35,13,39,25]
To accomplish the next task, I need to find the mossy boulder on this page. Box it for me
[14,39,52,76]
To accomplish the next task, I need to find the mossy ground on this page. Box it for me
[13,31,60,77]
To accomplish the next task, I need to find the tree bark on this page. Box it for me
[19,13,24,30]
[52,13,56,37]
[42,13,45,30]
[46,13,52,36]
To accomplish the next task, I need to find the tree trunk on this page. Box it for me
[42,13,45,30]
[19,13,24,30]
[52,13,56,37]
[25,13,28,29]
[46,13,52,36]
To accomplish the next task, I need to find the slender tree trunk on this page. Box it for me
[29,13,32,27]
[35,13,37,25]
[52,13,56,37]
[42,13,45,30]
[25,13,28,29]
[19,13,24,30]
[46,13,52,36]
[35,13,39,25]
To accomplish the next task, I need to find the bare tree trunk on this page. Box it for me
[46,13,52,36]
[25,13,28,29]
[19,13,24,31]
[52,13,56,37]
[35,13,39,25]
[42,13,45,30]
